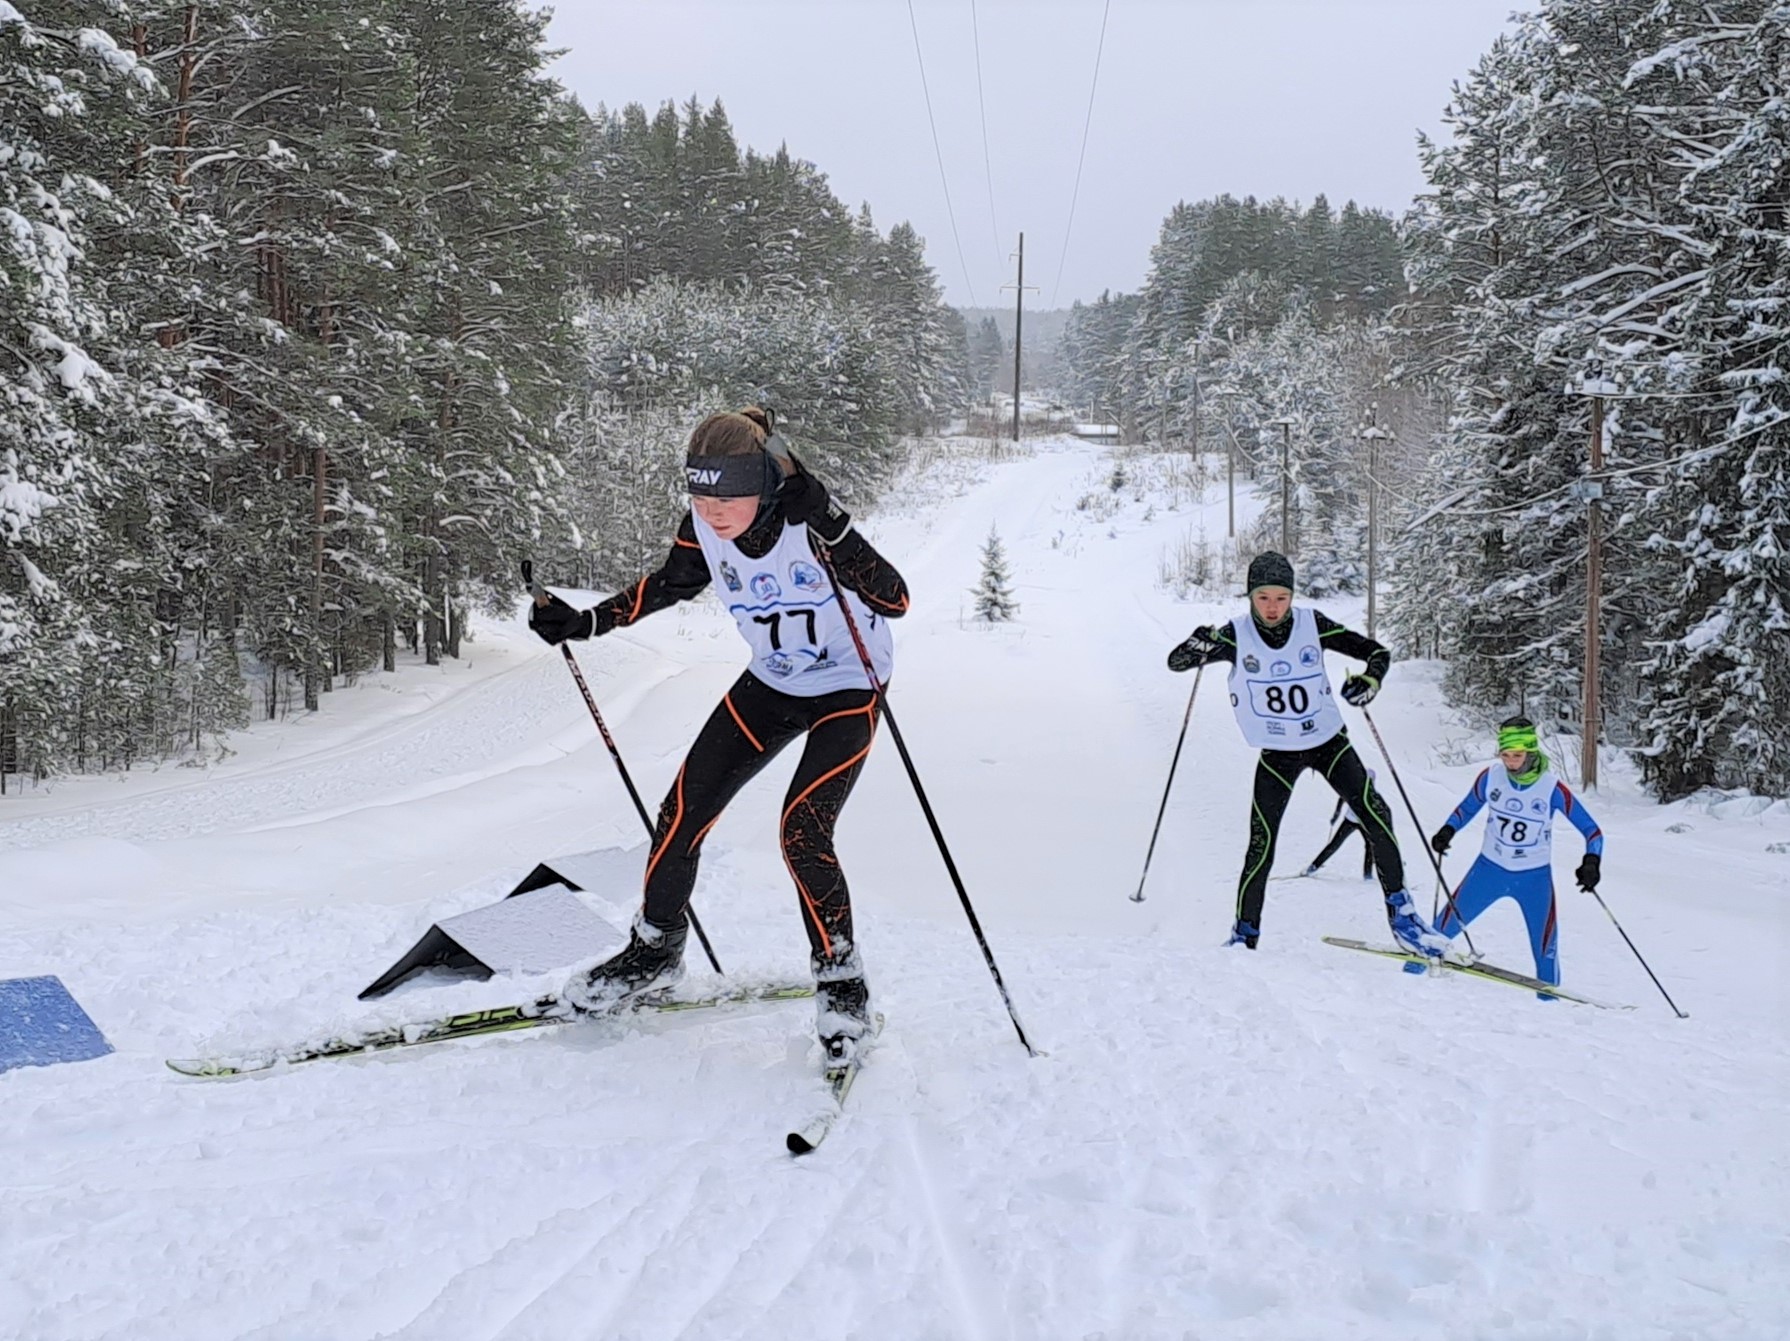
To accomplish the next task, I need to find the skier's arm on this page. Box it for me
[1445,769,1492,831]
[589,514,713,634]
[1552,782,1605,856]
[820,529,910,618]
[1167,624,1237,672]
[1314,611,1392,684]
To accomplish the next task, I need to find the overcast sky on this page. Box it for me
[543,1,1520,311]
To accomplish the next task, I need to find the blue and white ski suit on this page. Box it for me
[1436,766,1604,986]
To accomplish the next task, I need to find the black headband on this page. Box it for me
[685,454,769,498]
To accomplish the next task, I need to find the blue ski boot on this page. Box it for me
[1385,890,1449,959]
[1226,920,1260,950]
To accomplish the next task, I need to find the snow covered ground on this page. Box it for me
[2,435,1786,1341]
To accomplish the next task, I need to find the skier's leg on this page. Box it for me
[1435,858,1500,938]
[779,687,880,962]
[1320,738,1407,896]
[1235,752,1301,940]
[1307,821,1354,874]
[1514,872,1561,986]
[780,686,881,1048]
[1355,822,1375,880]
[639,674,804,932]
[1321,735,1447,954]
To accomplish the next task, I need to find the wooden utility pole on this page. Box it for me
[1584,390,1606,789]
[1569,365,1614,789]
[1190,337,1201,457]
[1002,233,1036,443]
[1010,233,1024,442]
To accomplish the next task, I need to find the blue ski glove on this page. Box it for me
[529,592,593,646]
[1340,674,1380,707]
[1168,626,1224,673]
[1575,853,1601,892]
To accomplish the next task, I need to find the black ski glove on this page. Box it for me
[1430,824,1455,855]
[1575,853,1601,892]
[1340,674,1380,707]
[1168,626,1223,673]
[777,471,852,545]
[529,592,593,646]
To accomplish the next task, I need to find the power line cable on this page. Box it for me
[969,0,1003,267]
[905,0,979,307]
[1049,0,1112,309]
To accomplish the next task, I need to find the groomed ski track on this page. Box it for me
[1,437,1785,1340]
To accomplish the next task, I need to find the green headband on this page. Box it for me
[1498,724,1540,754]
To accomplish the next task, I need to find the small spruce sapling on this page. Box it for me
[972,525,1019,623]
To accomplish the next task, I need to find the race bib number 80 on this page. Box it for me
[1246,674,1325,719]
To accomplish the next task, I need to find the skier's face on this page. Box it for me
[1251,587,1292,626]
[1500,747,1531,773]
[693,493,760,540]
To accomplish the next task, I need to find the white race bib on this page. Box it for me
[1226,608,1345,750]
[692,516,894,697]
[1478,766,1557,871]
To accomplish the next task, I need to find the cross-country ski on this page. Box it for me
[3,4,1785,1337]
[167,982,816,1078]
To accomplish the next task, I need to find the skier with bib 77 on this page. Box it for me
[1166,552,1447,957]
[527,407,907,1062]
[1427,716,1605,996]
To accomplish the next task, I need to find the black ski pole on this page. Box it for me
[779,453,1039,1057]
[1586,887,1688,1018]
[523,562,723,975]
[1357,707,1481,960]
[1131,665,1203,903]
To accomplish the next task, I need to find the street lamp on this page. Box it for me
[1354,410,1394,640]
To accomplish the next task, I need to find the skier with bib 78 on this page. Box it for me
[1166,552,1447,957]
[1427,716,1605,995]
[527,407,907,1062]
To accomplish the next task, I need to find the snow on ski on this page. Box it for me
[1321,937,1631,1009]
[168,982,815,1078]
[786,1013,885,1156]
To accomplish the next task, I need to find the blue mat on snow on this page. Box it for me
[0,976,114,1073]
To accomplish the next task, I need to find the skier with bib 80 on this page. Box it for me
[527,407,907,1061]
[1166,552,1447,957]
[1427,716,1605,994]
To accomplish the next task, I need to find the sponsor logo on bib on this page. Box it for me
[764,651,795,678]
[720,561,742,593]
[1299,646,1319,667]
[750,573,781,602]
[1271,660,1292,677]
[789,561,824,593]
[1243,655,1260,673]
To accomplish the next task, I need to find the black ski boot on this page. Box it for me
[812,949,872,1065]
[564,913,688,1013]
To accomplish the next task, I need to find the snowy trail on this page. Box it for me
[2,436,1787,1341]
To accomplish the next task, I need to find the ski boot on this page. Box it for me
[1226,920,1259,950]
[1385,890,1449,959]
[564,912,687,1013]
[812,948,873,1066]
